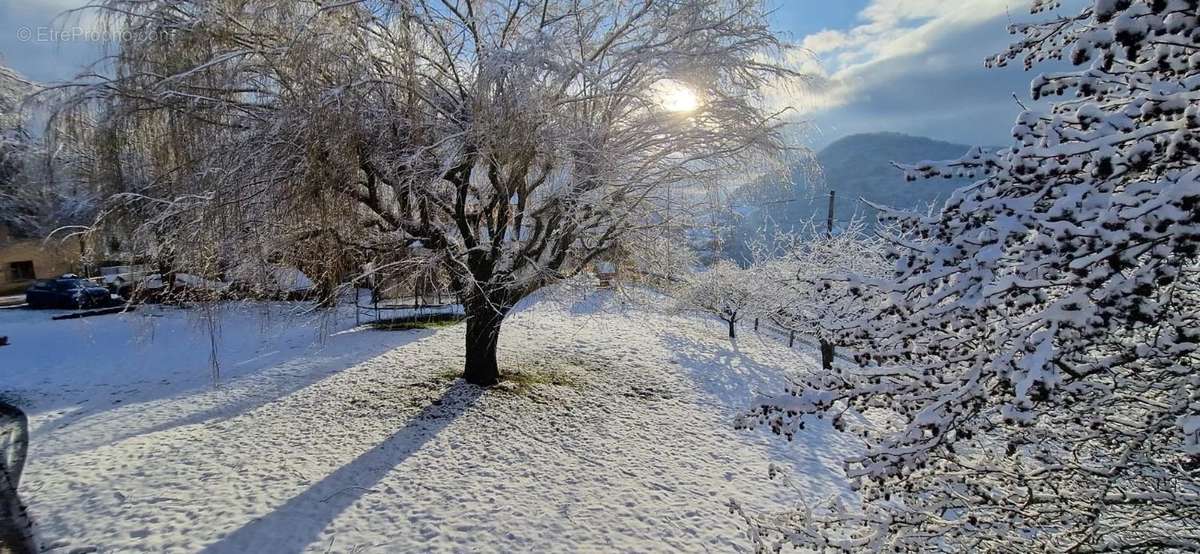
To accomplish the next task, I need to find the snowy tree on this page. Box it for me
[739,1,1200,551]
[0,66,35,235]
[677,260,762,339]
[609,227,700,287]
[0,139,23,232]
[752,220,889,369]
[64,0,803,385]
[0,66,28,132]
[0,66,96,242]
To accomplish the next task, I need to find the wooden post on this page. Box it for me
[788,330,795,348]
[824,190,838,366]
[754,318,759,331]
[826,190,836,238]
[820,340,835,370]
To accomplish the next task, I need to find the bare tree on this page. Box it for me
[62,0,803,385]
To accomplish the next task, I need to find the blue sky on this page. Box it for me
[0,1,1070,149]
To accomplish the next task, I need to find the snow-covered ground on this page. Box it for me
[0,289,858,553]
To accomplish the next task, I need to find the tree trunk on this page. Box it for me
[463,302,508,386]
[820,339,835,370]
[727,317,737,339]
[316,275,339,309]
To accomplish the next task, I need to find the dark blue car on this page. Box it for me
[24,277,113,309]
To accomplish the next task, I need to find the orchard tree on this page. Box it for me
[611,226,701,287]
[677,260,762,339]
[752,220,888,369]
[64,0,803,385]
[739,1,1200,551]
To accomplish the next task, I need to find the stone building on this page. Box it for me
[0,226,82,295]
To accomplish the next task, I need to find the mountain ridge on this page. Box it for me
[723,132,990,261]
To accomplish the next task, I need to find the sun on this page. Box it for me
[659,81,700,113]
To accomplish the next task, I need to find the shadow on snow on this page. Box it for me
[658,330,864,501]
[30,325,441,459]
[199,380,484,554]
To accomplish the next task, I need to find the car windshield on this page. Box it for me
[54,279,91,290]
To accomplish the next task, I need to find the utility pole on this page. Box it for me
[826,190,836,238]
[821,189,836,370]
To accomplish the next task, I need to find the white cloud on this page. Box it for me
[798,0,1018,110]
[766,1,1098,148]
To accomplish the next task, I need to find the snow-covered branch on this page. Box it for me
[739,1,1200,550]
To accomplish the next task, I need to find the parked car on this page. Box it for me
[24,277,113,309]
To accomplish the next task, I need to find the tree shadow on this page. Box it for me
[658,331,864,498]
[659,331,808,412]
[198,380,484,554]
[29,328,440,459]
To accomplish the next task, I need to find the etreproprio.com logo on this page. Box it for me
[15,26,174,43]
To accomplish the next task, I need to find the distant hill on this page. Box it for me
[723,132,986,262]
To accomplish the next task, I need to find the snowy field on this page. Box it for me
[0,289,858,553]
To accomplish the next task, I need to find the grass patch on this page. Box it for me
[499,369,584,395]
[428,356,589,396]
[431,368,463,383]
[369,312,464,331]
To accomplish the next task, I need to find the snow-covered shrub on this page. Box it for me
[739,1,1200,551]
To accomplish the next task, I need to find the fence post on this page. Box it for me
[754,318,759,331]
[789,330,795,348]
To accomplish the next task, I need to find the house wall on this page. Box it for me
[0,238,81,295]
